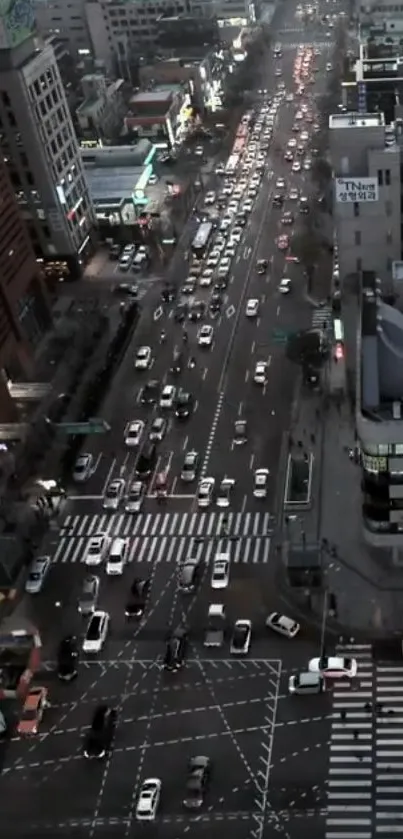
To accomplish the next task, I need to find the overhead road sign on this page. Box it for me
[8,383,52,400]
[55,419,111,435]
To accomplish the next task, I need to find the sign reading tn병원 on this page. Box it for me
[335,177,379,204]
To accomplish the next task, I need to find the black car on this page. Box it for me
[256,259,268,274]
[174,303,188,323]
[181,280,196,296]
[183,756,211,809]
[83,705,117,759]
[170,347,184,374]
[272,194,284,207]
[236,213,247,227]
[299,197,309,214]
[189,301,206,322]
[109,243,121,260]
[57,635,79,681]
[125,577,150,618]
[136,443,157,478]
[164,625,188,671]
[161,284,176,303]
[179,557,201,593]
[140,380,159,405]
[175,390,194,420]
[114,283,139,298]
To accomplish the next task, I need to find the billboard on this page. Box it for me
[335,177,379,204]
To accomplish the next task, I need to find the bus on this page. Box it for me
[191,222,213,258]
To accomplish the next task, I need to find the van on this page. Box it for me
[106,538,128,575]
[136,443,157,478]
[288,671,325,695]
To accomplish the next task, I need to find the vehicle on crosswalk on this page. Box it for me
[204,604,226,647]
[25,555,51,594]
[106,538,128,575]
[288,671,325,695]
[85,534,110,566]
[82,610,109,653]
[179,556,202,593]
[124,420,144,447]
[308,655,357,679]
[183,755,211,810]
[230,620,252,655]
[125,577,150,618]
[217,478,235,508]
[197,477,215,507]
[136,778,161,821]
[72,453,94,483]
[78,574,100,616]
[135,346,152,370]
[103,478,125,510]
[83,705,117,760]
[57,634,79,681]
[211,552,230,589]
[181,451,200,483]
[125,481,146,513]
[266,612,300,639]
[253,468,270,498]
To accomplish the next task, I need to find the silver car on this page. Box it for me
[78,575,100,616]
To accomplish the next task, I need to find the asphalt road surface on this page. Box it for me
[0,1,351,837]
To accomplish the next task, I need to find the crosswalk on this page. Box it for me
[52,511,272,565]
[326,643,403,839]
[311,305,332,331]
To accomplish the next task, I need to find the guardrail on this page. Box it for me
[283,452,314,510]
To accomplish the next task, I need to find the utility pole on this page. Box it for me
[320,589,329,659]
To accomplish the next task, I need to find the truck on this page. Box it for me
[204,604,226,648]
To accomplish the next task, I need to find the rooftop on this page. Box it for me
[329,112,385,129]
[360,289,403,421]
[85,165,143,205]
[130,90,172,105]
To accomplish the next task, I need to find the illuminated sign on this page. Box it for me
[335,177,379,203]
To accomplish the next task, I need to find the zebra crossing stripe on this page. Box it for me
[59,510,272,539]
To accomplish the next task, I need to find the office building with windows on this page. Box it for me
[0,26,96,280]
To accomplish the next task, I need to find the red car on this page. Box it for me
[276,235,289,251]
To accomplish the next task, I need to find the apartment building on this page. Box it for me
[33,0,93,59]
[0,34,96,280]
[329,111,402,285]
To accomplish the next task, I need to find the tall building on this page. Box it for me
[0,20,96,280]
[0,155,51,422]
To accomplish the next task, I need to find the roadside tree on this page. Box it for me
[291,227,323,293]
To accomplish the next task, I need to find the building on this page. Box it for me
[76,74,125,142]
[138,52,224,112]
[156,13,220,51]
[124,86,190,146]
[0,30,96,280]
[357,273,403,549]
[33,0,93,59]
[0,155,51,422]
[342,43,403,121]
[329,111,402,285]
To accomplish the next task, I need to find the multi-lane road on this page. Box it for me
[0,3,374,839]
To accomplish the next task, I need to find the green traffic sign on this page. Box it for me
[55,419,110,435]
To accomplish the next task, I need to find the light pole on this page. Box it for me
[320,588,329,659]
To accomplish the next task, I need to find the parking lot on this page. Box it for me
[1,658,281,835]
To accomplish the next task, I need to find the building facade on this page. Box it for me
[124,87,190,146]
[329,111,402,285]
[0,32,96,280]
[33,0,93,59]
[0,155,52,421]
[76,75,125,142]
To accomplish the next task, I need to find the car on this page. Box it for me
[83,705,117,759]
[242,199,253,212]
[281,212,294,225]
[211,553,230,589]
[181,279,196,295]
[189,301,206,322]
[266,612,300,638]
[85,534,109,566]
[159,384,176,409]
[256,259,268,274]
[230,620,252,655]
[25,554,51,594]
[200,269,214,287]
[17,686,49,735]
[175,390,194,420]
[289,187,299,200]
[231,227,243,244]
[164,625,188,671]
[253,468,270,498]
[276,234,289,251]
[125,481,146,513]
[198,325,214,347]
[195,145,204,156]
[284,150,294,162]
[78,574,100,616]
[217,478,235,508]
[114,282,138,298]
[246,298,259,317]
[204,603,226,647]
[300,130,309,142]
[299,196,309,213]
[205,190,216,205]
[233,418,248,445]
[161,283,176,303]
[140,380,159,405]
[124,420,144,447]
[254,361,267,385]
[125,577,150,618]
[82,610,109,653]
[106,538,128,575]
[217,258,231,278]
[57,634,79,681]
[275,177,285,189]
[309,656,357,679]
[72,453,93,483]
[135,346,152,370]
[149,416,167,442]
[179,555,201,593]
[197,477,215,508]
[303,157,312,171]
[248,186,258,198]
[136,443,157,478]
[136,778,161,821]
[207,250,221,268]
[103,478,125,510]
[326,62,332,72]
[215,164,225,175]
[278,278,292,294]
[183,755,211,809]
[181,450,199,483]
[272,193,284,207]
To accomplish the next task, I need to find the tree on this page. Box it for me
[311,157,332,188]
[291,229,323,292]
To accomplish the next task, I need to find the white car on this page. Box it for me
[303,158,311,171]
[82,610,109,653]
[224,244,236,260]
[136,778,161,821]
[103,479,125,510]
[73,453,93,483]
[248,187,258,198]
[211,553,230,589]
[278,278,292,294]
[289,187,299,200]
[254,361,268,385]
[326,62,332,72]
[207,250,221,268]
[125,481,146,513]
[230,620,252,655]
[195,145,204,156]
[197,476,215,507]
[205,190,216,205]
[228,200,239,214]
[308,656,357,679]
[266,612,300,638]
[300,131,309,142]
[106,537,128,575]
[215,164,225,175]
[231,227,243,243]
[287,138,297,149]
[214,237,226,252]
[217,477,235,508]
[242,199,253,212]
[198,325,214,347]
[218,258,231,276]
[292,161,301,173]
[124,420,144,447]
[135,346,152,370]
[246,299,259,317]
[200,269,214,286]
[159,384,176,409]
[275,177,285,189]
[25,556,51,594]
[253,467,270,498]
[220,216,232,231]
[85,534,110,566]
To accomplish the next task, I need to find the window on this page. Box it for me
[354,230,361,245]
[386,230,393,244]
[378,169,383,186]
[356,257,362,271]
[353,202,359,217]
[385,169,391,185]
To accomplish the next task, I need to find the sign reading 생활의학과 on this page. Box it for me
[335,177,379,203]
